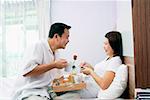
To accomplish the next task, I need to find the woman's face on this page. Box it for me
[103,38,114,57]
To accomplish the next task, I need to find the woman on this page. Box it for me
[80,31,124,99]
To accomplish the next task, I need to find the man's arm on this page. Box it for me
[23,59,68,77]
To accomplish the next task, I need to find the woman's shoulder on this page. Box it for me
[109,56,122,62]
[106,56,122,68]
[94,56,122,67]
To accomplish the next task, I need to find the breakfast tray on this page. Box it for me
[52,82,86,92]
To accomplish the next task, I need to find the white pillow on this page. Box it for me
[115,64,128,88]
[98,64,128,99]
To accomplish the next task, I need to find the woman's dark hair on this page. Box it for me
[48,23,71,38]
[105,31,124,63]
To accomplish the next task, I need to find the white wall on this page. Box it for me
[51,0,117,65]
[51,0,134,65]
[116,0,134,57]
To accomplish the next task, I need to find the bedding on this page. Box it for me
[0,76,17,100]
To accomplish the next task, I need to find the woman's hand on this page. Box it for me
[80,62,94,71]
[80,62,94,75]
[81,67,93,75]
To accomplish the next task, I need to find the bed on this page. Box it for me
[0,56,135,99]
[0,76,17,100]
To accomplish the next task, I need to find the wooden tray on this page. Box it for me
[52,82,86,92]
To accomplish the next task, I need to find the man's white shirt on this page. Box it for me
[12,39,64,100]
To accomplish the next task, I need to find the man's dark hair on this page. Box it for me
[48,23,71,38]
[105,31,124,63]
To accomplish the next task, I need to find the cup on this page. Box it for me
[65,61,73,72]
[74,73,85,83]
[74,75,80,84]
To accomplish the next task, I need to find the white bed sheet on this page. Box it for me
[0,76,17,100]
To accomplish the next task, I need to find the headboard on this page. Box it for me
[124,56,135,99]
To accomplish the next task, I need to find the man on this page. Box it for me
[13,23,71,100]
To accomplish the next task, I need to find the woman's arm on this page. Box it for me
[82,67,115,90]
[90,70,115,90]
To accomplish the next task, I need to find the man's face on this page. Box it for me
[57,28,70,49]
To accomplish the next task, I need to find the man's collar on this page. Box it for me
[46,39,54,54]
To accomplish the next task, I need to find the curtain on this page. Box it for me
[35,0,51,39]
[0,0,51,77]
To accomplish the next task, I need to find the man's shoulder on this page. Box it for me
[35,40,45,45]
[25,40,45,51]
[32,40,46,47]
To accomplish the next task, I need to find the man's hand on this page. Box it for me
[54,59,68,69]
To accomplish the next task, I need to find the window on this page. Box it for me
[0,0,40,77]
